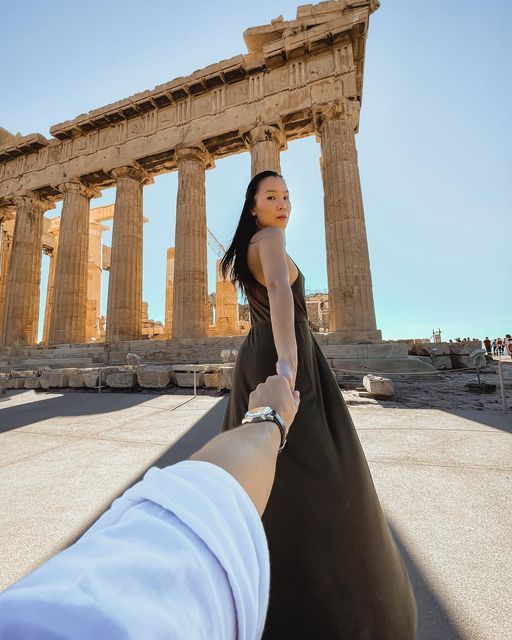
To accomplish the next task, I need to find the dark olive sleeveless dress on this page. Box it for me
[221,262,417,639]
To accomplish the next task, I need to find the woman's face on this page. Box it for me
[252,175,291,230]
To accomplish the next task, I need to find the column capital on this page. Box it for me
[110,161,154,186]
[314,99,361,134]
[57,177,101,199]
[175,143,214,169]
[241,124,287,152]
[12,191,55,212]
[0,205,16,223]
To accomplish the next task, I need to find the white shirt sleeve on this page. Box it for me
[0,461,270,640]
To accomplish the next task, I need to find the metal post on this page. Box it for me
[193,362,197,398]
[498,361,507,413]
[98,367,102,394]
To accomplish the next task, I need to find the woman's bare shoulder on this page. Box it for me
[249,226,284,244]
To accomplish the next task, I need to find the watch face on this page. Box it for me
[246,406,273,418]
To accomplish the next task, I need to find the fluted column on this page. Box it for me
[48,179,99,344]
[0,212,15,342]
[172,144,214,338]
[86,221,105,342]
[316,100,381,340]
[215,259,238,335]
[42,230,59,345]
[1,193,54,346]
[243,125,287,177]
[106,163,153,342]
[164,247,175,338]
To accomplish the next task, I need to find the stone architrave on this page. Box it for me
[48,179,99,345]
[0,213,15,339]
[215,259,238,335]
[106,163,153,342]
[316,100,381,341]
[1,193,54,346]
[172,145,214,339]
[243,125,287,177]
[42,229,59,345]
[164,247,175,338]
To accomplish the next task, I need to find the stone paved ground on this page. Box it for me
[0,361,510,639]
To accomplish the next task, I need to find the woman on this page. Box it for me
[220,170,417,639]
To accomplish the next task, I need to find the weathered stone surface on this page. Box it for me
[83,370,99,388]
[24,377,41,389]
[172,364,208,373]
[413,342,451,356]
[363,374,394,397]
[137,367,171,389]
[175,372,205,387]
[40,369,71,389]
[126,352,143,365]
[431,355,452,370]
[449,340,482,355]
[106,372,137,388]
[204,372,219,388]
[68,370,85,388]
[6,378,26,389]
[217,365,235,390]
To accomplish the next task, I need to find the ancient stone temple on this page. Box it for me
[0,0,381,348]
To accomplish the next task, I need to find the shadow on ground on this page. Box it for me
[0,389,200,434]
[67,393,465,639]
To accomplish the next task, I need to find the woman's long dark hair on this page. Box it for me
[220,170,282,299]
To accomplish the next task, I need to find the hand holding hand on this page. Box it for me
[276,359,296,391]
[248,375,300,432]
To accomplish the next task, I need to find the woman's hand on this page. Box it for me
[276,359,297,391]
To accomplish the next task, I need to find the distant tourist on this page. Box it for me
[492,338,497,355]
[497,337,504,356]
[484,337,492,354]
[505,334,512,356]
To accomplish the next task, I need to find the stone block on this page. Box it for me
[24,377,41,389]
[40,369,71,389]
[106,372,137,389]
[204,372,219,388]
[448,340,482,355]
[363,374,394,397]
[137,367,171,389]
[431,355,452,370]
[366,343,408,359]
[175,372,205,387]
[68,370,85,388]
[172,364,208,373]
[217,365,235,390]
[413,342,451,356]
[126,353,143,365]
[83,370,100,388]
[6,378,26,389]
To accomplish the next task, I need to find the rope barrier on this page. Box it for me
[333,366,503,377]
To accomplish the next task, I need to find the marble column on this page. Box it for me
[106,163,153,342]
[243,125,287,177]
[1,193,54,346]
[316,100,381,341]
[172,144,214,338]
[164,247,175,338]
[42,230,59,345]
[86,221,106,342]
[215,259,238,335]
[48,179,99,345]
[0,212,15,343]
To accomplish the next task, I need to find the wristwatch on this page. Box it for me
[241,406,287,453]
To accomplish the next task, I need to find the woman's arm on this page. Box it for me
[255,227,298,383]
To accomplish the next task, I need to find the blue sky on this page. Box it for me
[1,0,510,341]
